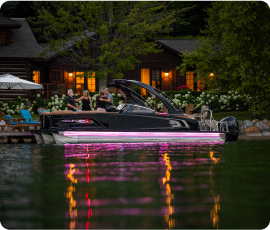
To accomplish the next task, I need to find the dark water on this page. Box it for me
[0,140,269,229]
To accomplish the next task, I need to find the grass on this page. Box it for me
[211,110,270,121]
[7,110,270,121]
[11,114,39,119]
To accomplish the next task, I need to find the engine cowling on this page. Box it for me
[220,116,239,142]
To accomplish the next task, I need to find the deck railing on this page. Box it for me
[40,83,65,99]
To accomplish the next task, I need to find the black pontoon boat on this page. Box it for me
[32,80,239,144]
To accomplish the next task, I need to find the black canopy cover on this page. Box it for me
[109,79,183,114]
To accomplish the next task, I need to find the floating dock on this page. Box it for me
[0,132,36,144]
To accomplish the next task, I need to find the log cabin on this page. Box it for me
[0,17,203,101]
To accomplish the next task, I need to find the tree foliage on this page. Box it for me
[29,1,180,88]
[178,2,270,118]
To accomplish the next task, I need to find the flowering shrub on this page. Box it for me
[145,90,251,112]
[0,90,252,115]
[177,85,190,91]
[0,97,31,115]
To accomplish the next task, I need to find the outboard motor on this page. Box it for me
[219,116,239,141]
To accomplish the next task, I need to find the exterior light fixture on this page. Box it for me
[69,73,73,77]
[165,72,169,76]
[209,73,214,76]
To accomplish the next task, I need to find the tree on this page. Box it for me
[29,1,183,89]
[162,1,212,38]
[1,1,21,17]
[178,1,270,119]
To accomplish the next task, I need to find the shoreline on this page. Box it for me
[238,134,270,140]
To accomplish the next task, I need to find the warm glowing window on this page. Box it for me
[88,72,96,92]
[186,72,194,91]
[141,68,150,96]
[33,70,40,84]
[76,72,84,96]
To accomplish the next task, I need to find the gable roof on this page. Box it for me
[0,18,43,58]
[0,17,22,28]
[156,39,199,54]
[43,31,96,60]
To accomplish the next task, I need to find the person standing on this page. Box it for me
[96,90,107,112]
[66,89,78,111]
[100,88,114,112]
[76,90,93,111]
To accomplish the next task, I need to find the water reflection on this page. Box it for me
[1,141,270,229]
[162,151,176,229]
[62,142,224,229]
[209,151,220,229]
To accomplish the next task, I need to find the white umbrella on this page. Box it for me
[0,74,43,90]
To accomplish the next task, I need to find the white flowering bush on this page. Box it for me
[144,90,251,112]
[0,90,252,115]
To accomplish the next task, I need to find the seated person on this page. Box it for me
[96,90,107,112]
[99,88,114,112]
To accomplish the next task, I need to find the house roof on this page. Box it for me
[156,39,199,54]
[0,18,43,58]
[0,17,22,28]
[43,31,96,60]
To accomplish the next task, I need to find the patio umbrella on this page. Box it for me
[0,74,43,90]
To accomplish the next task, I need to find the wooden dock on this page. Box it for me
[0,132,36,144]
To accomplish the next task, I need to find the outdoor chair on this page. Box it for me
[185,103,194,115]
[0,111,28,132]
[19,110,41,131]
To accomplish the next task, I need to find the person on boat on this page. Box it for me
[66,89,79,111]
[95,90,107,112]
[99,88,115,112]
[76,90,93,111]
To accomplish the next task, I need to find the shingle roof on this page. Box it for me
[0,17,22,28]
[156,39,199,54]
[44,31,96,59]
[0,18,42,58]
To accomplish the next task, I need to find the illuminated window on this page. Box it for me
[87,72,96,92]
[75,72,84,96]
[141,68,150,96]
[186,72,194,91]
[33,70,40,84]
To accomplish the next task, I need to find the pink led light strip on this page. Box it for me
[64,131,223,138]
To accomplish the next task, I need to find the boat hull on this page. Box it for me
[48,131,226,144]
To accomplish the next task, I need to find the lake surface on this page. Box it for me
[0,140,269,229]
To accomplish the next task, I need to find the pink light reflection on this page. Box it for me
[64,131,222,138]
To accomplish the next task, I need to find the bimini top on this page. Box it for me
[109,79,184,115]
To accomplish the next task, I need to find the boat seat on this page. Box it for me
[175,114,195,119]
[76,111,107,114]
[40,112,51,116]
[51,110,75,115]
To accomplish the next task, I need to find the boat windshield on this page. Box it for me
[116,104,155,114]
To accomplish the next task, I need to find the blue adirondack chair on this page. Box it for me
[3,114,31,132]
[19,110,41,124]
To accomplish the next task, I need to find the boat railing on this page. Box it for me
[192,109,228,132]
